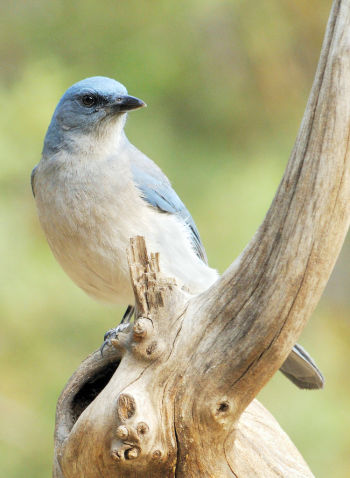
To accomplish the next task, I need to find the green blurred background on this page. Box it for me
[1,0,349,476]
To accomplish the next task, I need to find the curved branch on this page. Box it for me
[185,0,350,412]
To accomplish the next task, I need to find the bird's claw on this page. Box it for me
[100,323,130,356]
[100,305,135,356]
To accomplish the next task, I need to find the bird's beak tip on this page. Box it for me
[117,96,147,112]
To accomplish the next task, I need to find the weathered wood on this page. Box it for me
[53,1,350,476]
[54,238,313,477]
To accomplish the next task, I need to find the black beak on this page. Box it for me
[112,95,146,113]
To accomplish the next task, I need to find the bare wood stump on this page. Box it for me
[53,1,350,476]
[54,238,313,478]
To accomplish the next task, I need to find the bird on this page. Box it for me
[31,76,324,390]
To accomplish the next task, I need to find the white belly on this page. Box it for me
[34,153,218,304]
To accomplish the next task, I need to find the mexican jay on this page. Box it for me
[31,76,324,389]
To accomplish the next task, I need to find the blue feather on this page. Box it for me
[131,162,208,264]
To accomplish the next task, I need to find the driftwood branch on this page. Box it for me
[53,1,350,476]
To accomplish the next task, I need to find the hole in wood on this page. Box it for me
[217,401,229,413]
[70,361,120,427]
[124,446,140,460]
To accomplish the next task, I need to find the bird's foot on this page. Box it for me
[100,305,135,356]
[100,323,130,355]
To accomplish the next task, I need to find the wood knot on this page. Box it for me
[117,394,136,421]
[212,398,232,423]
[116,425,128,440]
[133,318,151,340]
[111,449,123,461]
[146,341,158,355]
[137,421,149,436]
[125,447,140,460]
[152,449,162,461]
[110,445,140,461]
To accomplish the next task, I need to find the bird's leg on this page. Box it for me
[100,305,135,355]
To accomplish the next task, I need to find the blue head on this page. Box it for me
[43,76,145,155]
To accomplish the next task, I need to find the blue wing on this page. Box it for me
[130,160,208,264]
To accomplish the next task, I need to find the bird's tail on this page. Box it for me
[280,343,324,390]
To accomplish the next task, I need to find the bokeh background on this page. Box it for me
[1,1,349,476]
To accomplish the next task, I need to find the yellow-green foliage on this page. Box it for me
[0,1,349,477]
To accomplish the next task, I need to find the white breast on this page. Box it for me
[34,149,218,304]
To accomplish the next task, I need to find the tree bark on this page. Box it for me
[53,1,350,476]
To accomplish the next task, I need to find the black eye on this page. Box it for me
[81,94,97,107]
